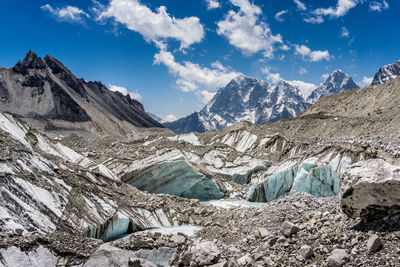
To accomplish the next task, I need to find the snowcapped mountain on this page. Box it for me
[307,70,359,104]
[371,59,400,85]
[165,75,309,133]
[0,51,163,137]
[166,70,359,134]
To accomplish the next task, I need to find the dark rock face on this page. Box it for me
[0,51,164,136]
[371,60,400,85]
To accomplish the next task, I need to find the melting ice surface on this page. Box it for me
[204,199,266,208]
[134,225,203,237]
[248,162,339,202]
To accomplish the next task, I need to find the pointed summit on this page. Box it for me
[371,60,400,85]
[12,50,46,74]
[307,70,359,104]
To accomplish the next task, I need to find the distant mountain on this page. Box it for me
[147,112,163,123]
[166,70,359,134]
[0,51,163,137]
[307,70,359,104]
[165,75,309,133]
[371,60,400,85]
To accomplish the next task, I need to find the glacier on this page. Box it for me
[122,158,226,200]
[248,162,340,202]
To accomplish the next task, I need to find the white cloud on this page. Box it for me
[261,67,282,84]
[299,67,308,74]
[293,0,307,11]
[205,0,220,10]
[153,47,241,97]
[99,0,204,49]
[314,0,358,18]
[198,90,217,103]
[216,0,283,58]
[108,84,143,100]
[288,80,317,98]
[304,16,324,24]
[341,26,350,38]
[41,4,89,22]
[275,10,288,22]
[360,76,373,86]
[322,73,330,80]
[295,44,330,62]
[369,0,389,12]
[261,68,317,98]
[280,44,290,51]
[162,114,177,123]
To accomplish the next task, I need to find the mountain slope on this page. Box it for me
[371,59,400,85]
[0,51,163,138]
[165,76,309,133]
[307,70,359,104]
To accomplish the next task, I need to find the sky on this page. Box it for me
[0,0,399,121]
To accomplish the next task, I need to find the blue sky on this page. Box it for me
[0,0,398,121]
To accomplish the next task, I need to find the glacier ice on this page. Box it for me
[122,158,225,200]
[248,162,339,202]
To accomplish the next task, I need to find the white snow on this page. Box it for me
[0,113,32,150]
[168,133,201,146]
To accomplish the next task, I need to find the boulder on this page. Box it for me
[188,240,221,266]
[341,159,400,219]
[280,221,300,237]
[367,234,383,253]
[298,245,314,259]
[326,249,349,267]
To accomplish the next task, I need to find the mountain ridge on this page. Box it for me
[0,51,164,138]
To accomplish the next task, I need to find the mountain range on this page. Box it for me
[0,51,163,138]
[165,69,359,133]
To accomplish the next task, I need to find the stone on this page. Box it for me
[170,234,186,244]
[326,249,349,267]
[280,221,300,237]
[266,236,279,246]
[256,227,270,238]
[189,241,221,266]
[237,254,252,266]
[298,245,314,259]
[341,159,400,219]
[15,229,24,236]
[367,234,383,253]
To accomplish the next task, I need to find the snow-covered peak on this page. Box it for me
[371,59,400,85]
[307,70,359,104]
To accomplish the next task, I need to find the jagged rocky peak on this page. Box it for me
[307,69,359,104]
[12,50,47,73]
[371,59,400,85]
[0,50,164,137]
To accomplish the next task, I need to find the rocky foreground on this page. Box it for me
[1,78,400,266]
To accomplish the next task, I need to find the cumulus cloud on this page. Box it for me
[369,0,389,12]
[280,44,290,51]
[108,84,143,100]
[304,16,324,24]
[341,26,350,38]
[360,76,373,86]
[299,67,308,74]
[288,80,317,98]
[205,0,220,10]
[198,90,217,103]
[293,0,307,11]
[322,73,330,80]
[261,68,317,98]
[295,44,330,62]
[41,4,89,22]
[314,0,358,18]
[275,10,288,22]
[153,47,241,97]
[216,0,283,58]
[261,67,282,84]
[99,0,204,49]
[162,114,177,123]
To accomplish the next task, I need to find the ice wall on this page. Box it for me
[122,159,225,200]
[248,163,339,202]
